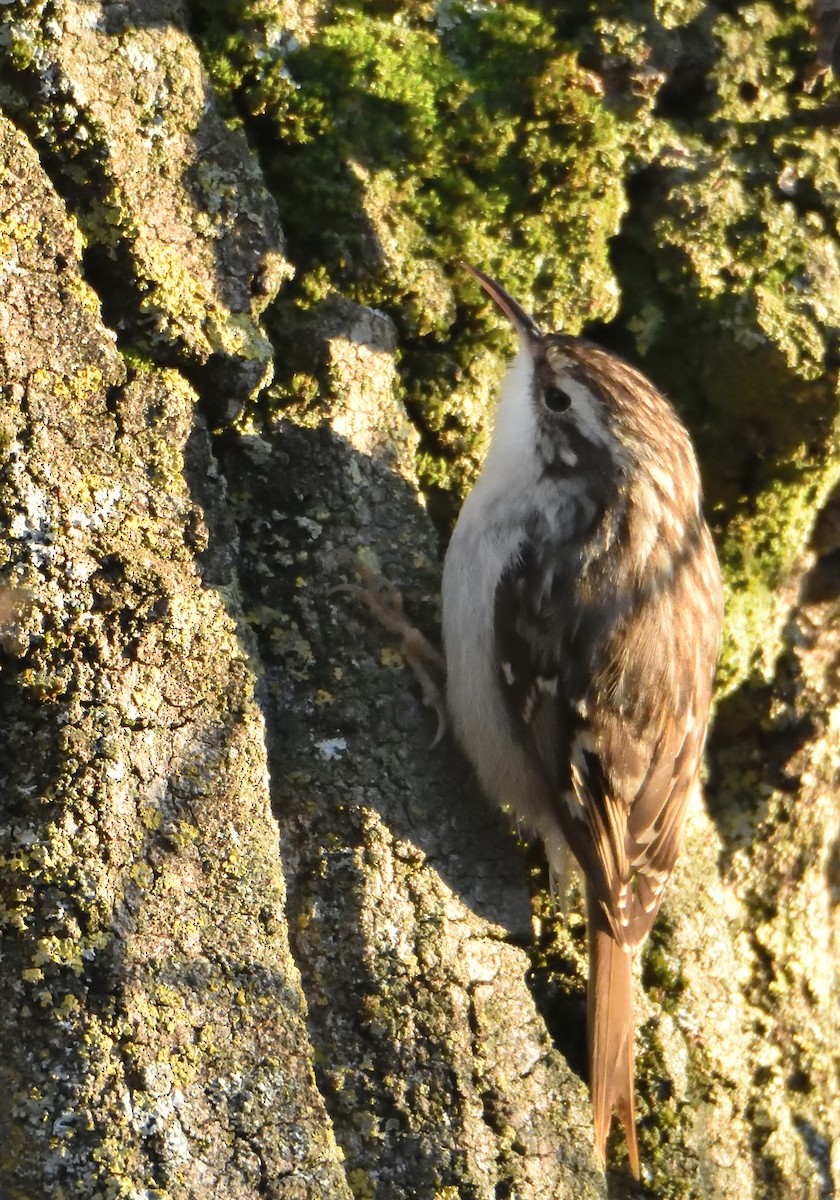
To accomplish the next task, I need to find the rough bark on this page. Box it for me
[0,2,838,1199]
[0,109,354,1197]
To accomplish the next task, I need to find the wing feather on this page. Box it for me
[493,517,720,950]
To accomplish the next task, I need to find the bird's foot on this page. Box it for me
[338,553,447,744]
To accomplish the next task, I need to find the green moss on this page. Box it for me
[348,1166,377,1200]
[576,4,840,696]
[717,445,840,688]
[641,930,687,1015]
[192,0,840,702]
[0,14,285,405]
[193,0,631,500]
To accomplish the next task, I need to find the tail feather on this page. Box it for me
[587,887,640,1178]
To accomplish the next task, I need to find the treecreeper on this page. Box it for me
[442,264,723,1175]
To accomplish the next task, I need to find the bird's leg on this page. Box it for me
[540,827,579,917]
[338,554,448,744]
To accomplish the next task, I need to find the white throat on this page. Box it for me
[477,345,538,497]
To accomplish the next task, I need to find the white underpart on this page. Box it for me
[477,345,540,506]
[442,345,569,875]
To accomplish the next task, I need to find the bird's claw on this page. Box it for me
[339,553,447,744]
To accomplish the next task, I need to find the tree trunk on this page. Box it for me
[0,3,838,1198]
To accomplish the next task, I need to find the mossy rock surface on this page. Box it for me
[0,108,350,1200]
[1,1,840,1196]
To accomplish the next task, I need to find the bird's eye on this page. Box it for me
[543,384,571,413]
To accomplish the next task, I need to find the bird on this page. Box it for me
[441,264,723,1175]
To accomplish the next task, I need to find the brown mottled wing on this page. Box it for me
[494,519,721,949]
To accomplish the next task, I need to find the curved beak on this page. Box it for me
[461,263,542,342]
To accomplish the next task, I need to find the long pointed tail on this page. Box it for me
[587,886,640,1177]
